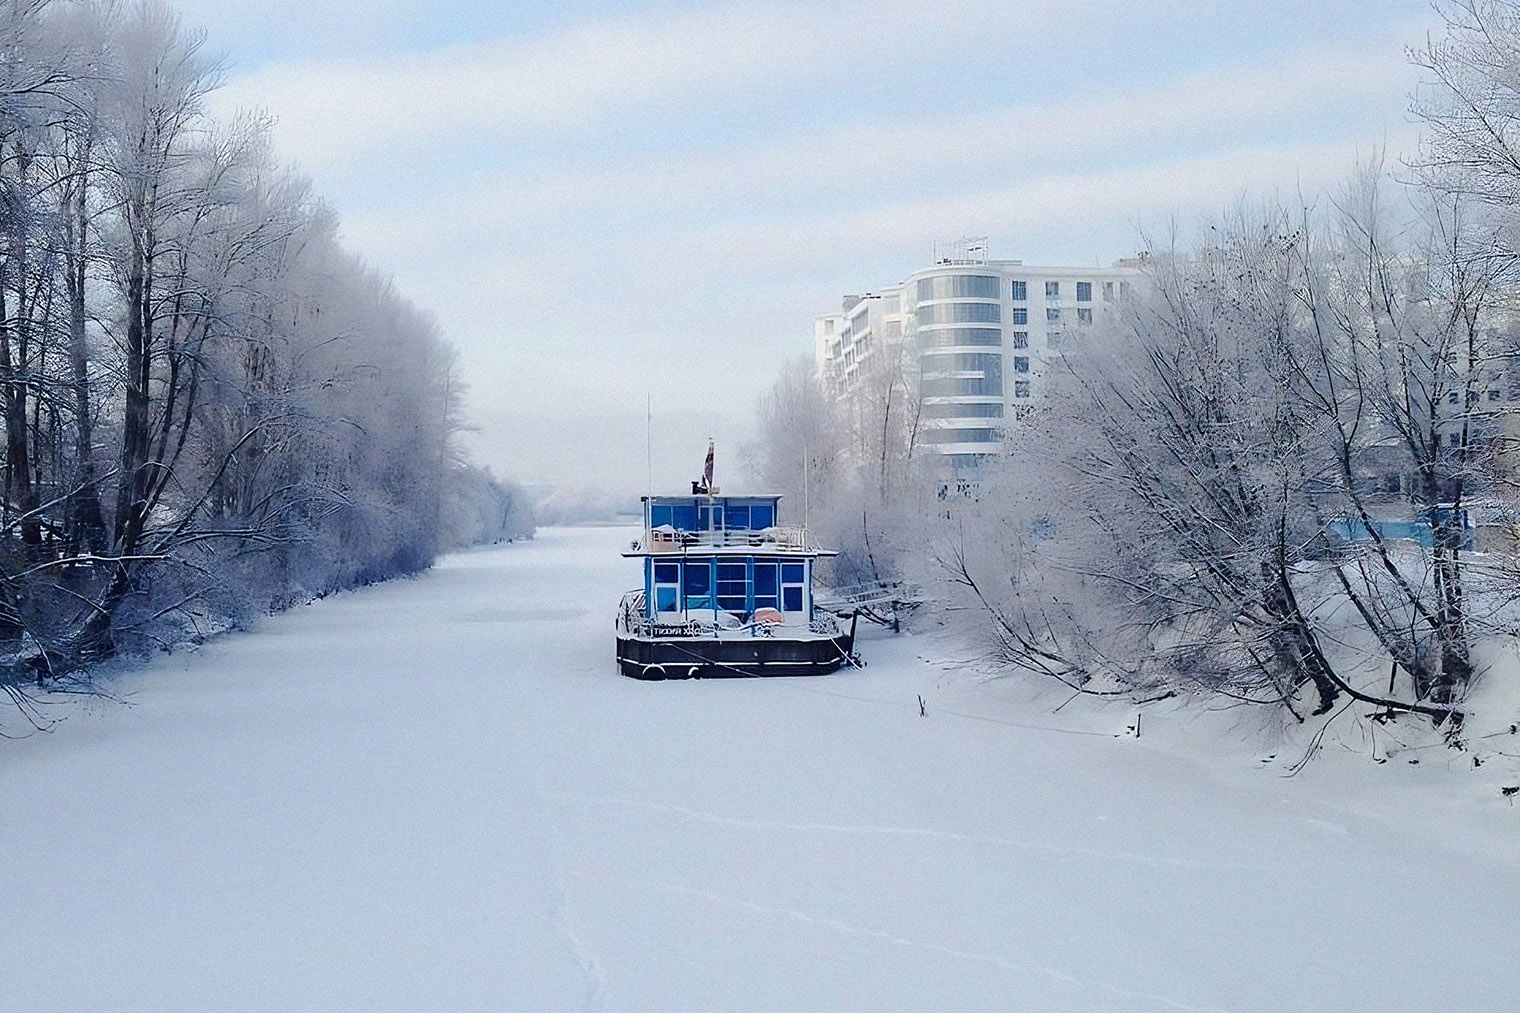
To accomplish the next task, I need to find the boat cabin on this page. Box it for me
[627,494,830,624]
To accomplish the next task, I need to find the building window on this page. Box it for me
[1047,331,1061,349]
[1077,307,1093,325]
[1010,280,1027,301]
[1103,282,1114,301]
[1119,281,1132,298]
[924,401,1004,419]
[924,351,1008,372]
[921,354,1003,397]
[1047,308,1061,323]
[1045,281,1060,299]
[922,427,1003,445]
[1076,282,1092,302]
[1014,380,1030,398]
[918,302,1001,325]
[923,327,1002,348]
[1010,307,1027,325]
[1009,331,1028,349]
[915,275,1000,302]
[1489,389,1501,401]
[1448,391,1459,404]
[1013,356,1030,373]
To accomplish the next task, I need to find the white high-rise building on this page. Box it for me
[817,250,1146,476]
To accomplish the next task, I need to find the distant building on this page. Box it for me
[817,247,1146,477]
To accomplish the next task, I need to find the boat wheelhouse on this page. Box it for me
[615,493,856,679]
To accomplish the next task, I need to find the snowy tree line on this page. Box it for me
[755,0,1520,730]
[0,0,528,719]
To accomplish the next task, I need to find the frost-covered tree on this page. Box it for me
[0,0,524,720]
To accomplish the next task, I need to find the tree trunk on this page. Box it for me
[64,169,106,554]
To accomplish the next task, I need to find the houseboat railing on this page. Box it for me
[617,589,842,639]
[636,525,812,553]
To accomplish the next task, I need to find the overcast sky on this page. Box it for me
[185,0,1436,497]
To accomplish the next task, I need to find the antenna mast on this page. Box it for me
[803,436,809,536]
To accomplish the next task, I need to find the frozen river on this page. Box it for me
[4,526,1518,1011]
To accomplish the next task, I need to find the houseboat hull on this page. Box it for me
[615,632,854,680]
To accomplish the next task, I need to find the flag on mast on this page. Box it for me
[702,439,715,491]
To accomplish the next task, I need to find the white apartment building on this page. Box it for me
[817,251,1146,476]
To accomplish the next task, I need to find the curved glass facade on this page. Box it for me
[924,351,1003,372]
[917,302,1000,325]
[915,274,999,302]
[921,353,1002,397]
[923,401,1004,419]
[919,327,1001,347]
[922,427,1003,444]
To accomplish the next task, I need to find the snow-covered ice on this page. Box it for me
[4,526,1519,1011]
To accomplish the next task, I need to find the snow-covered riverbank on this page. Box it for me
[4,526,1517,1011]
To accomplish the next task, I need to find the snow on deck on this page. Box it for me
[3,525,1518,1011]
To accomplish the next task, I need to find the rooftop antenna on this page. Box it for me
[803,435,810,536]
[646,392,653,498]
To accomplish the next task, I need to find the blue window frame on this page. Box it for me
[684,560,712,609]
[716,561,747,612]
[653,562,680,611]
[781,563,805,613]
[752,561,779,610]
[727,504,750,529]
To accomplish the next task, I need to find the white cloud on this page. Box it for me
[208,0,1196,174]
[332,34,1422,274]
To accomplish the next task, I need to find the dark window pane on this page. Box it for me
[753,563,778,595]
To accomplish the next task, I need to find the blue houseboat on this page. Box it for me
[615,491,857,679]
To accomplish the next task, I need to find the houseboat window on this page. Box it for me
[699,504,723,530]
[782,563,806,613]
[653,563,680,611]
[650,504,673,528]
[672,504,698,531]
[751,503,775,529]
[716,562,747,612]
[683,560,712,609]
[727,504,750,529]
[753,562,779,610]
